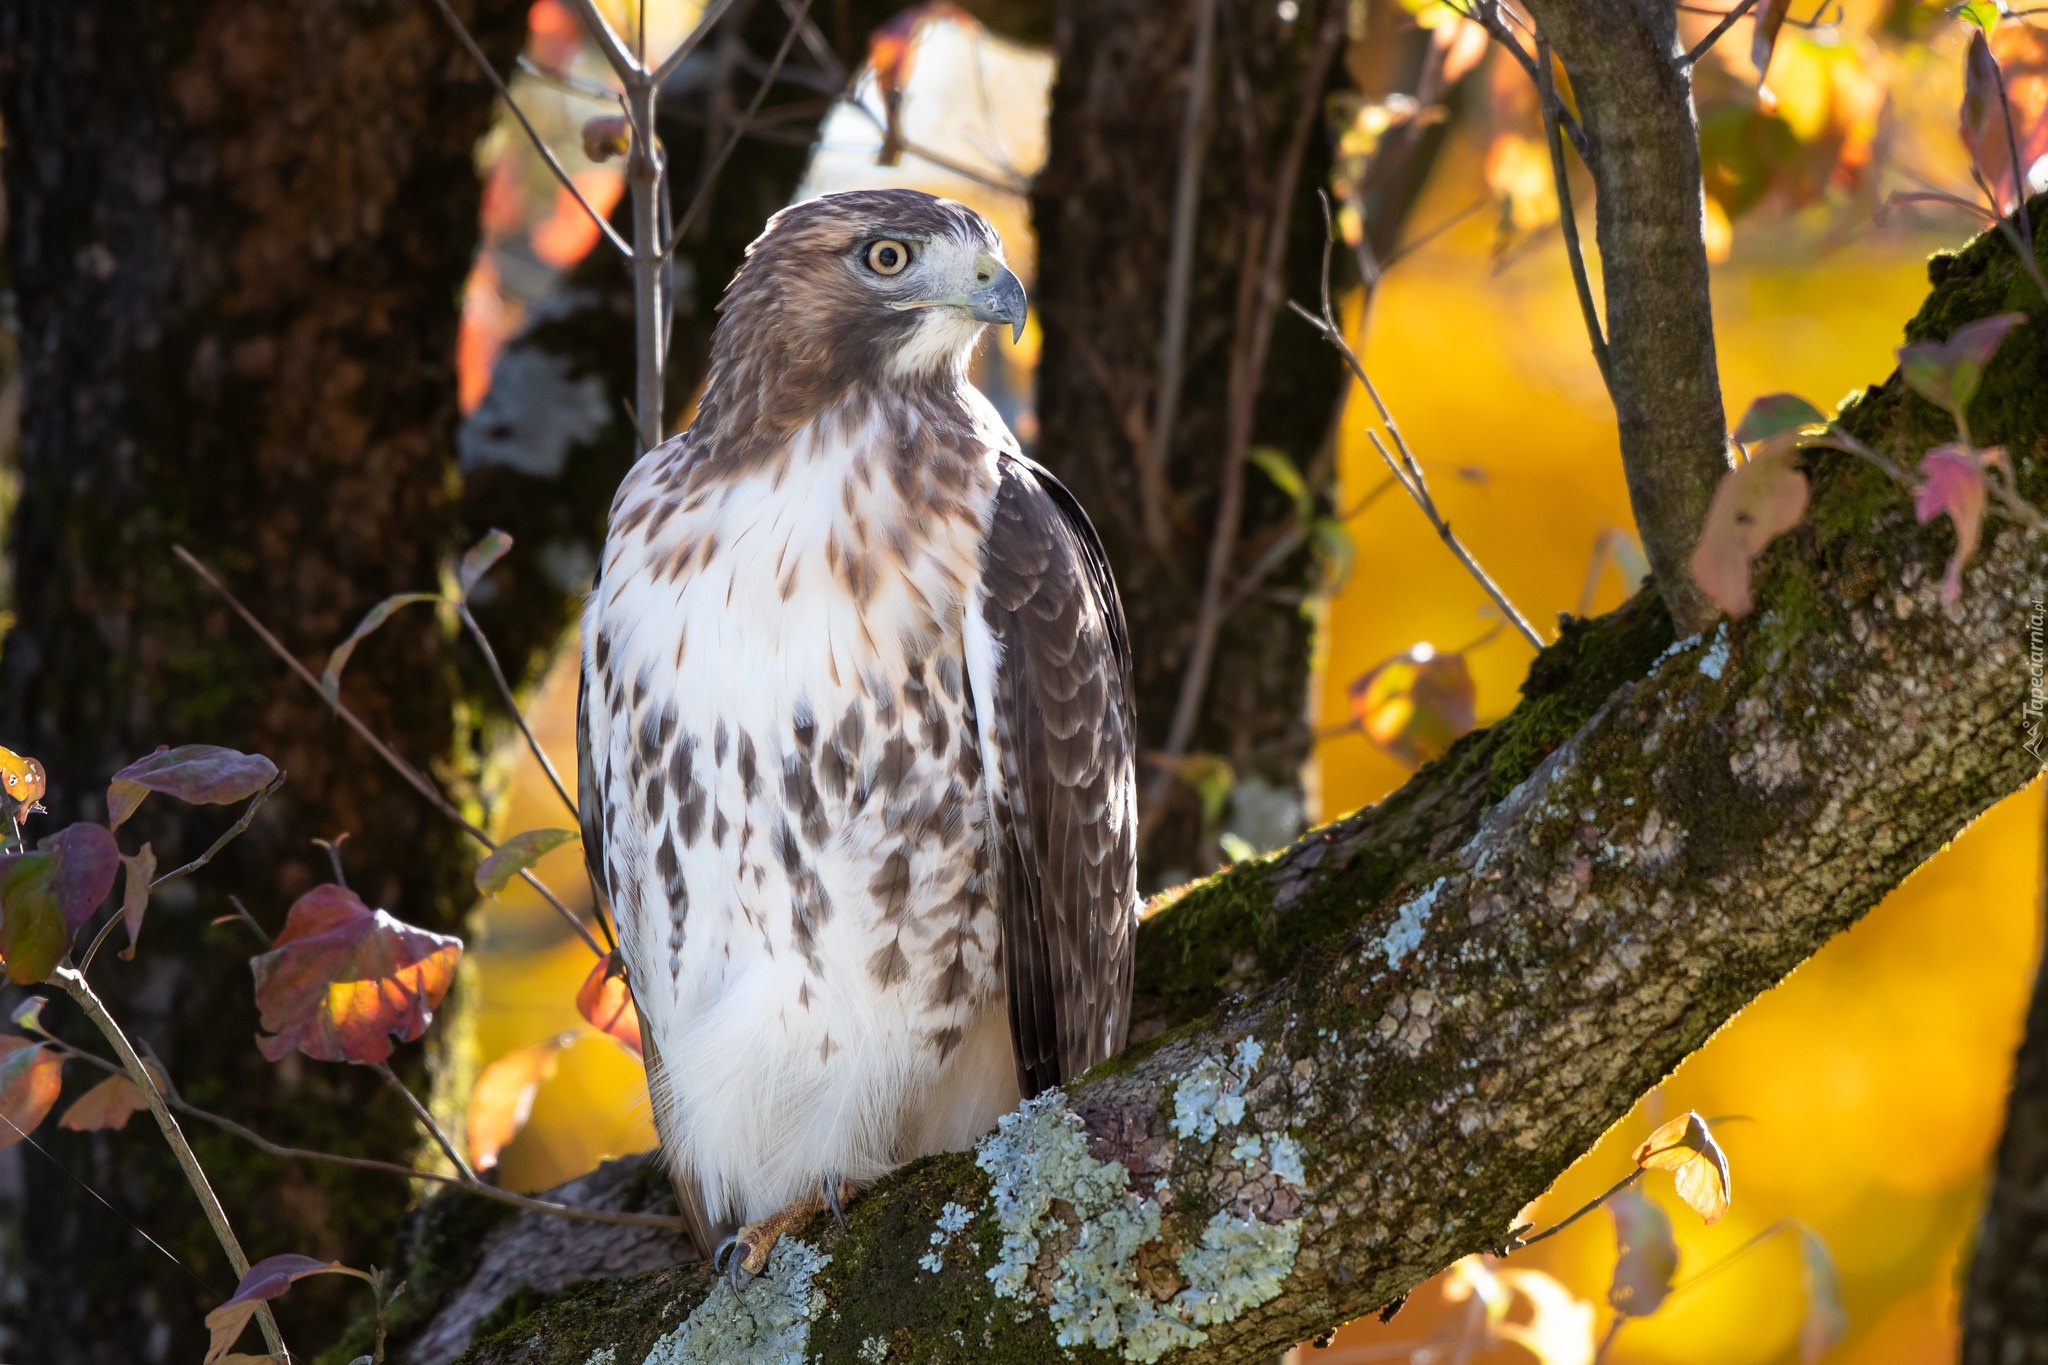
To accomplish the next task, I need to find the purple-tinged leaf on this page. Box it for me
[108,745,280,831]
[1797,1223,1849,1361]
[251,885,462,1064]
[1899,312,2028,421]
[203,1254,370,1364]
[41,823,120,932]
[1606,1185,1678,1317]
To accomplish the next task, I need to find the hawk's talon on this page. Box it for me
[823,1175,848,1229]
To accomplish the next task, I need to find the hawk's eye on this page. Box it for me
[866,239,910,275]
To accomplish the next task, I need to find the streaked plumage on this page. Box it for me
[577,189,1136,1271]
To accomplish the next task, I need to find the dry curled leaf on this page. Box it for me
[251,885,462,1065]
[577,950,644,1059]
[1632,1110,1732,1223]
[1915,442,1995,604]
[1689,446,1809,618]
[468,1034,574,1172]
[1348,644,1476,768]
[474,829,579,897]
[0,745,47,814]
[58,1072,151,1132]
[107,745,279,831]
[320,595,442,707]
[203,1254,369,1364]
[1606,1184,1678,1317]
[579,115,630,164]
[457,528,514,600]
[0,1035,63,1150]
[118,843,156,960]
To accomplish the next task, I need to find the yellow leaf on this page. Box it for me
[467,1035,573,1172]
[1631,1110,1733,1223]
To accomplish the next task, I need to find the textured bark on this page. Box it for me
[1519,0,1729,633]
[1963,754,2048,1359]
[350,214,2047,1365]
[0,1,523,1358]
[1031,0,1352,881]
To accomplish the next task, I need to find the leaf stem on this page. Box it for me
[53,966,289,1360]
[1507,1167,1642,1250]
[456,604,578,821]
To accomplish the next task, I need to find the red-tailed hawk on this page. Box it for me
[577,188,1137,1283]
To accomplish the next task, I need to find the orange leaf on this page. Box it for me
[468,1035,573,1172]
[58,1072,150,1132]
[1347,645,1476,769]
[250,885,462,1065]
[1631,1110,1732,1223]
[0,1036,63,1150]
[577,950,644,1058]
[1689,445,1809,618]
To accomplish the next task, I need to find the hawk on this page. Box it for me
[577,188,1137,1282]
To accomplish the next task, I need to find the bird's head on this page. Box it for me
[710,189,1026,395]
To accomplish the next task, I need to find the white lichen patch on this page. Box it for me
[585,1349,619,1365]
[1266,1135,1306,1188]
[642,1238,828,1365]
[1171,1056,1247,1141]
[857,1336,889,1363]
[1697,622,1731,679]
[1230,1133,1264,1161]
[975,1092,1303,1364]
[1382,879,1442,967]
[920,1200,975,1274]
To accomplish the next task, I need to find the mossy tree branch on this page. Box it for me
[401,215,2048,1364]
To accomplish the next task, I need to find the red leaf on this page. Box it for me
[203,1254,368,1365]
[577,951,644,1058]
[0,853,68,985]
[1606,1185,1678,1317]
[107,745,279,831]
[1688,447,1809,618]
[41,823,120,932]
[1346,645,1477,769]
[468,1034,573,1172]
[1962,30,2019,212]
[118,843,156,960]
[58,1072,150,1132]
[1915,443,1994,604]
[0,1036,63,1150]
[250,885,462,1064]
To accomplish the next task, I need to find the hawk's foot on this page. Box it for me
[718,1178,863,1291]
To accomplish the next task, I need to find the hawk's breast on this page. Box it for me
[582,400,1018,1226]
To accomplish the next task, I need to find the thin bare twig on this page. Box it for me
[1459,0,1593,164]
[1150,0,1346,812]
[174,546,607,959]
[423,0,630,258]
[55,967,289,1358]
[457,604,578,821]
[375,1060,481,1183]
[1506,1168,1642,1250]
[1141,0,1221,559]
[1536,36,1613,394]
[650,0,741,88]
[1679,0,1758,67]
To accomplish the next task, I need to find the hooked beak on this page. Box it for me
[967,264,1027,344]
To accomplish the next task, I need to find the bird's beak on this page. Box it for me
[966,264,1028,344]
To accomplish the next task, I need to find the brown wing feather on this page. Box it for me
[979,455,1137,1099]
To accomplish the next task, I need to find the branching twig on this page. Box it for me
[457,604,578,821]
[1458,0,1593,164]
[175,546,608,959]
[375,1060,481,1183]
[1536,36,1612,395]
[1678,0,1758,67]
[1140,0,1220,559]
[54,967,289,1358]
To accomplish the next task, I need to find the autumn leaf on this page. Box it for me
[0,1035,63,1150]
[475,828,579,897]
[1898,312,2028,428]
[580,115,630,163]
[1961,29,2021,211]
[468,1034,574,1171]
[1632,1110,1733,1223]
[1915,442,1995,604]
[250,885,462,1065]
[0,745,47,814]
[1689,446,1809,618]
[457,528,514,600]
[42,822,120,933]
[0,854,67,984]
[58,1072,151,1132]
[118,843,156,960]
[10,995,48,1035]
[1732,392,1828,444]
[1605,1185,1678,1317]
[320,594,442,706]
[1348,644,1477,768]
[107,745,280,831]
[1492,1268,1598,1365]
[577,950,644,1058]
[203,1254,370,1365]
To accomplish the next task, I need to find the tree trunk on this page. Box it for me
[354,208,2047,1365]
[1962,769,2048,1360]
[1032,0,1355,882]
[0,1,523,1358]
